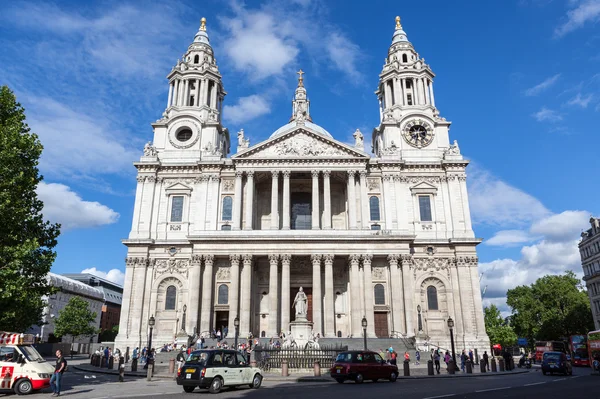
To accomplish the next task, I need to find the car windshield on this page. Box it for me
[544,353,561,361]
[186,351,210,365]
[335,353,353,363]
[18,346,44,362]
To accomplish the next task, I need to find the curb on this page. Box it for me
[269,370,530,382]
[73,365,147,378]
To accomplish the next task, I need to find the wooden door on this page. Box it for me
[374,312,389,338]
[291,287,312,322]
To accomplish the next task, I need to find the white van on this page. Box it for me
[0,332,55,395]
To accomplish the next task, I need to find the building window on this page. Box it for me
[222,196,233,221]
[402,54,408,63]
[170,196,184,222]
[369,196,380,221]
[194,55,199,63]
[427,286,438,310]
[165,285,176,310]
[419,195,432,222]
[217,284,228,305]
[371,224,381,230]
[221,224,231,230]
[374,284,385,305]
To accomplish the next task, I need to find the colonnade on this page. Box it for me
[167,78,222,111]
[381,76,435,110]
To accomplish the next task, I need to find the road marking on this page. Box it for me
[553,378,566,382]
[475,387,511,393]
[422,395,456,399]
[524,382,546,386]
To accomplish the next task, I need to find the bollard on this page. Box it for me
[466,360,473,374]
[498,358,505,372]
[169,358,175,374]
[474,349,479,365]
[146,359,153,382]
[131,358,138,372]
[118,356,125,382]
[90,355,95,365]
[427,360,434,375]
[491,358,497,372]
[314,360,321,377]
[108,356,114,370]
[281,360,289,377]
[403,360,410,376]
[448,360,455,375]
[125,346,130,364]
[480,360,486,373]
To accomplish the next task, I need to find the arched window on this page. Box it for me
[194,55,199,63]
[218,284,228,305]
[222,196,233,221]
[369,196,380,221]
[374,284,385,305]
[402,54,408,63]
[165,285,177,310]
[427,286,438,310]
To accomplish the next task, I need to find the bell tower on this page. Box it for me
[372,16,455,162]
[148,18,230,162]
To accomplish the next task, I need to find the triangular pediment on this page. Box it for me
[233,128,369,160]
[165,182,192,191]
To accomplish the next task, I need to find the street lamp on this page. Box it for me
[234,316,240,351]
[447,317,457,370]
[147,316,156,381]
[361,316,368,350]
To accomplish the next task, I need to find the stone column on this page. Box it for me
[384,80,392,109]
[167,82,174,108]
[388,254,405,334]
[243,171,254,230]
[429,80,435,107]
[227,255,240,338]
[200,255,214,333]
[199,79,206,106]
[402,79,408,105]
[195,175,210,232]
[271,171,279,230]
[211,81,218,109]
[401,254,415,336]
[311,170,320,229]
[188,255,202,334]
[282,171,291,230]
[423,78,430,105]
[194,79,200,106]
[393,78,402,106]
[362,255,376,337]
[131,176,145,235]
[322,170,332,230]
[172,80,178,107]
[347,171,357,229]
[232,171,243,230]
[323,254,335,337]
[268,254,279,336]
[311,254,323,336]
[183,79,189,106]
[349,254,361,336]
[281,254,291,332]
[240,255,253,336]
[359,170,369,229]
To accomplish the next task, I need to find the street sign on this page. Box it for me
[517,338,528,346]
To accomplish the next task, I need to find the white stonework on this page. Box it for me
[116,16,490,354]
[581,217,600,330]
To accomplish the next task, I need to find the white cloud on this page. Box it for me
[37,182,119,231]
[524,74,561,96]
[529,210,590,242]
[224,95,271,124]
[485,230,534,246]
[468,167,550,227]
[325,32,362,81]
[567,92,593,108]
[81,267,125,286]
[555,0,600,37]
[532,107,563,122]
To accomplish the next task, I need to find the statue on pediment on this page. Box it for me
[353,129,364,150]
[237,129,249,149]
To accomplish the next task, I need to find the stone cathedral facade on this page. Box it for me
[116,17,490,352]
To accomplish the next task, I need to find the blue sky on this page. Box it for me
[1,0,599,313]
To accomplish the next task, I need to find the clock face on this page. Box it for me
[403,119,434,148]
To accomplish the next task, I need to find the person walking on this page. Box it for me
[460,350,467,372]
[50,349,67,396]
[390,350,397,365]
[468,349,474,364]
[483,351,489,372]
[176,348,186,371]
[433,350,441,374]
[415,349,421,365]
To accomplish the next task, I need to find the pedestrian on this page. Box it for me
[483,351,489,371]
[390,350,397,365]
[433,350,441,374]
[50,349,67,397]
[404,351,410,363]
[415,349,421,365]
[468,349,474,363]
[176,348,186,371]
[103,346,110,368]
[217,329,222,342]
[444,351,450,367]
[460,350,466,372]
[224,326,228,338]
[200,336,205,349]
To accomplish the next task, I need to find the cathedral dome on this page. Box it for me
[270,120,332,139]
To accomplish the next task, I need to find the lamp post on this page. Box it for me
[361,316,368,350]
[234,316,240,351]
[447,317,457,370]
[147,316,155,381]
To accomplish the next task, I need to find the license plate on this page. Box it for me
[186,374,192,379]
[337,369,340,374]
[185,369,195,373]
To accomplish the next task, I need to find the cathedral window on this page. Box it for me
[418,195,432,221]
[165,285,177,310]
[222,196,233,220]
[427,286,438,310]
[170,196,184,222]
[407,94,413,105]
[221,224,231,230]
[402,54,408,63]
[194,55,199,63]
[374,284,385,305]
[176,128,193,142]
[217,284,228,305]
[369,196,380,221]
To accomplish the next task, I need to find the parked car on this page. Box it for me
[176,349,263,393]
[330,350,398,384]
[541,351,572,376]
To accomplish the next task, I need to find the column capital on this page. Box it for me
[322,170,331,178]
[401,254,413,268]
[359,170,368,178]
[282,170,291,178]
[281,254,292,264]
[347,170,356,177]
[203,254,215,265]
[349,254,360,265]
[272,170,280,178]
[362,254,373,264]
[311,170,320,178]
[247,170,255,178]
[210,174,220,182]
[387,254,400,266]
[311,254,322,264]
[323,254,335,264]
[229,254,241,263]
[191,254,202,266]
[268,254,279,264]
[242,254,253,265]
[235,171,243,178]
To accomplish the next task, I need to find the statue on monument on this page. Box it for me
[292,287,308,320]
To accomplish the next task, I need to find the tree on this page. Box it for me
[484,304,517,349]
[0,86,60,331]
[54,297,98,341]
[506,271,594,343]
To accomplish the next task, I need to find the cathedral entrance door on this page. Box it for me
[291,193,311,230]
[374,312,389,338]
[215,311,229,333]
[291,287,313,323]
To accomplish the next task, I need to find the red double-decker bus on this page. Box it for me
[570,335,589,366]
[535,341,567,362]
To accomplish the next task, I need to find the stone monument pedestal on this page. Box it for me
[290,320,313,348]
[176,330,190,347]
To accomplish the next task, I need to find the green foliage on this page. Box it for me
[99,325,119,343]
[506,271,594,343]
[54,297,98,339]
[0,86,60,331]
[484,304,517,348]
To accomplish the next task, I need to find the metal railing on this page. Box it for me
[253,346,348,370]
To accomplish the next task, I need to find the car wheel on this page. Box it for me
[250,374,262,389]
[209,377,223,394]
[183,386,195,393]
[335,378,344,384]
[354,373,364,384]
[389,372,397,382]
[14,379,33,395]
